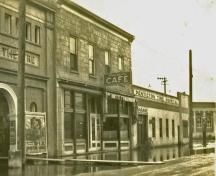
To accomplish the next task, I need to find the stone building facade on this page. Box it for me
[55,0,134,156]
[193,102,216,141]
[0,0,55,157]
[133,85,189,148]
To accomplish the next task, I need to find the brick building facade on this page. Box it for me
[55,0,135,156]
[133,85,190,148]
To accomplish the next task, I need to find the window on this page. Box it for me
[206,111,213,128]
[16,18,19,36]
[64,90,86,142]
[35,26,40,44]
[105,51,110,74]
[172,120,175,137]
[88,44,94,75]
[120,117,129,140]
[159,118,163,137]
[75,93,85,110]
[26,22,31,40]
[75,114,86,139]
[30,102,37,112]
[108,98,118,114]
[118,57,123,71]
[120,101,128,114]
[103,117,118,140]
[64,90,74,109]
[70,37,78,71]
[152,117,155,137]
[5,13,12,34]
[195,111,203,128]
[166,119,169,137]
[64,112,74,141]
[183,120,188,138]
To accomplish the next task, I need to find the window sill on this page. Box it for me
[70,70,79,74]
[89,74,96,79]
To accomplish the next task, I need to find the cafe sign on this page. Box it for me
[0,43,39,67]
[104,72,131,85]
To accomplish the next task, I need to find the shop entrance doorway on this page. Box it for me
[0,91,10,156]
[90,114,101,151]
[137,115,148,147]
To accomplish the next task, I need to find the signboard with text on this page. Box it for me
[0,43,39,67]
[104,72,131,86]
[25,112,47,155]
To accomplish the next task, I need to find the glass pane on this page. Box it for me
[75,93,85,109]
[89,60,93,74]
[88,45,93,59]
[76,114,85,139]
[118,57,122,70]
[105,51,109,65]
[103,117,117,140]
[70,54,77,70]
[70,37,76,54]
[64,112,73,140]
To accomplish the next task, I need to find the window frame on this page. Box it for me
[26,22,32,41]
[69,36,78,71]
[35,25,40,44]
[88,44,95,75]
[118,57,124,71]
[5,13,12,34]
[104,50,110,74]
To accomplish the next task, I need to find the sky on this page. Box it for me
[73,0,216,101]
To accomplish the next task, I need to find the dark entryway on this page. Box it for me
[137,115,148,148]
[0,92,9,156]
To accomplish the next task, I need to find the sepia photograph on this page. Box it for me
[0,0,215,175]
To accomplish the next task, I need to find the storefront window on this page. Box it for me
[120,101,128,114]
[103,117,118,140]
[64,112,74,141]
[75,114,86,139]
[120,118,129,140]
[75,93,85,110]
[108,98,118,114]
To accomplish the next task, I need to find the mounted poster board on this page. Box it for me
[25,112,47,155]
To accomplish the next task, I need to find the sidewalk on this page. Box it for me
[76,153,215,176]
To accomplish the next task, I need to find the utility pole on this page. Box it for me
[189,49,193,154]
[17,0,26,166]
[157,77,168,94]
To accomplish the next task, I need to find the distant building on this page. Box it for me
[193,102,216,141]
[133,85,190,148]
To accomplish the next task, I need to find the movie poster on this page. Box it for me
[25,112,47,155]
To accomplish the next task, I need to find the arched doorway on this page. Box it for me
[0,92,9,156]
[0,83,17,157]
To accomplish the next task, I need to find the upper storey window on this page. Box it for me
[88,44,95,75]
[35,26,40,44]
[69,37,78,71]
[26,22,31,41]
[5,13,12,34]
[118,57,124,71]
[105,51,110,74]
